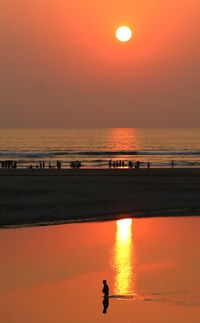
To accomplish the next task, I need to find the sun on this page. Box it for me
[116,26,132,42]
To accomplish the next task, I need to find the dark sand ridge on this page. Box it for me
[0,168,200,228]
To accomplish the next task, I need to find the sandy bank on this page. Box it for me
[0,168,200,227]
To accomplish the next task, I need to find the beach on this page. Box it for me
[1,168,200,227]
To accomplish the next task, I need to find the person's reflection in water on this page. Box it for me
[102,295,109,314]
[102,280,109,314]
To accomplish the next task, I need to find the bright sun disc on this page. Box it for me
[116,26,132,42]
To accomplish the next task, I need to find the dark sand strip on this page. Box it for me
[0,168,200,228]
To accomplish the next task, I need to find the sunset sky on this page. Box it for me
[0,0,199,127]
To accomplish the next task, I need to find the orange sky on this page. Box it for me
[0,0,199,127]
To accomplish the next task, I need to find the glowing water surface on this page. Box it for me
[114,219,134,296]
[0,217,200,323]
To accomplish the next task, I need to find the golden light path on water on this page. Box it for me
[114,218,135,296]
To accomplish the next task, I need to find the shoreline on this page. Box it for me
[1,168,200,228]
[1,167,200,175]
[1,212,200,230]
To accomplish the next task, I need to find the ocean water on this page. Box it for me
[0,128,200,168]
[0,217,200,323]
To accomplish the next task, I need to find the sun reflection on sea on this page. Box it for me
[113,218,136,296]
[106,128,139,155]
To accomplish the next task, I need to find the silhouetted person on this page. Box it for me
[13,161,17,169]
[57,160,62,169]
[102,280,109,297]
[171,160,175,168]
[102,280,109,314]
[128,161,133,168]
[147,162,150,168]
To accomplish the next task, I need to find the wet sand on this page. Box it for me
[0,217,200,323]
[0,168,200,227]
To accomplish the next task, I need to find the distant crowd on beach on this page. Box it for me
[0,159,175,169]
[1,160,17,169]
[108,160,151,169]
[0,160,82,169]
[108,160,175,168]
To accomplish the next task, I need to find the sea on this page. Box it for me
[0,128,200,168]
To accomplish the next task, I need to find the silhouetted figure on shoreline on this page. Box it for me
[70,161,81,169]
[57,160,62,169]
[102,280,109,314]
[128,161,133,168]
[136,160,140,169]
[102,280,109,297]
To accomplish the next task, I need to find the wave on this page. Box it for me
[1,150,200,158]
[76,150,200,156]
[0,151,71,158]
